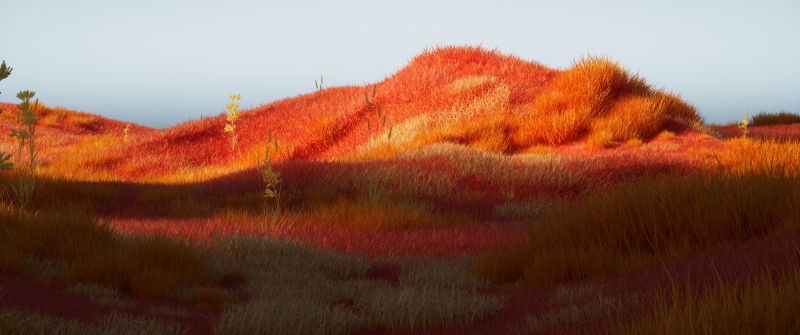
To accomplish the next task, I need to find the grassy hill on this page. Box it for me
[1,45,799,334]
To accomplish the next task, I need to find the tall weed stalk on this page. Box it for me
[256,141,293,229]
[224,94,242,154]
[8,90,40,209]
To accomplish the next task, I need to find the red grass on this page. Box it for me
[3,45,785,334]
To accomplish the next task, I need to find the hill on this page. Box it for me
[0,45,715,183]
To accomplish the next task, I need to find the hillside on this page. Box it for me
[0,45,718,183]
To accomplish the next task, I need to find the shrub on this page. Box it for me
[751,110,800,126]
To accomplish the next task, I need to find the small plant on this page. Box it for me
[0,60,13,171]
[256,143,287,228]
[315,75,324,91]
[364,84,393,140]
[122,124,131,142]
[8,90,41,209]
[738,108,750,138]
[363,173,385,206]
[224,94,242,154]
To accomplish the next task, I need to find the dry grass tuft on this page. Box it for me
[512,56,702,149]
[655,130,676,141]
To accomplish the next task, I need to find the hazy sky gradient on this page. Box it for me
[1,0,798,128]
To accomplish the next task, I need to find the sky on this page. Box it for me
[1,0,798,129]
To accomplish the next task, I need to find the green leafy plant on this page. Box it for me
[224,94,242,154]
[738,108,750,138]
[0,60,13,171]
[8,90,41,208]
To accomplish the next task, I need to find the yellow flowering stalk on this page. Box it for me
[738,109,750,138]
[123,124,131,142]
[224,94,242,153]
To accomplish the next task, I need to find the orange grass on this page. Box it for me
[412,113,516,154]
[514,57,701,149]
[705,137,800,176]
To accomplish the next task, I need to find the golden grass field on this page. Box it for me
[1,45,799,334]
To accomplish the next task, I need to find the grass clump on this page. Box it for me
[473,164,800,286]
[512,55,702,148]
[0,205,227,306]
[618,262,800,334]
[751,110,800,126]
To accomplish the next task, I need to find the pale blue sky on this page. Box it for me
[1,0,798,128]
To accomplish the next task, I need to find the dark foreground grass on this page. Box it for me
[615,256,800,334]
[0,203,232,307]
[473,166,800,286]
